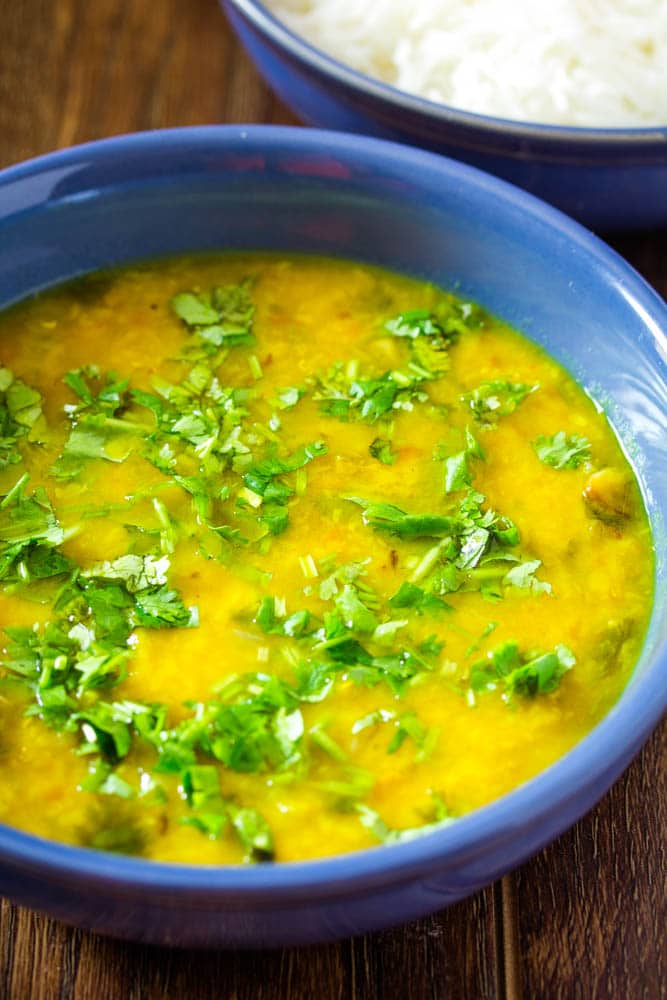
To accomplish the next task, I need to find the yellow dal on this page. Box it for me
[0,254,653,863]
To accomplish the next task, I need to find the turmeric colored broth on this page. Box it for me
[0,254,653,863]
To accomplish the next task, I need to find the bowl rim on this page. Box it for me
[0,124,665,900]
[223,0,667,145]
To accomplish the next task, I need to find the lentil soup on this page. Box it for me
[0,254,653,863]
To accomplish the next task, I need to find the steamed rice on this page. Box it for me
[265,0,667,127]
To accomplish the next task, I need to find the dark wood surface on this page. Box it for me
[0,1,665,997]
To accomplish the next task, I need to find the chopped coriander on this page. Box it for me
[384,299,484,376]
[247,355,263,381]
[0,367,47,468]
[182,764,224,811]
[387,712,439,760]
[346,498,455,538]
[82,553,170,592]
[63,367,131,417]
[532,431,591,470]
[444,427,485,493]
[349,490,550,603]
[385,309,450,342]
[356,801,454,845]
[308,722,348,762]
[388,582,451,614]
[369,437,397,465]
[444,451,471,493]
[0,480,70,583]
[52,367,143,480]
[311,363,429,424]
[227,804,275,862]
[462,380,538,427]
[241,440,328,535]
[171,279,255,351]
[274,386,304,410]
[470,641,575,700]
[133,587,198,629]
[335,583,378,633]
[243,441,328,493]
[502,558,552,595]
[77,799,152,855]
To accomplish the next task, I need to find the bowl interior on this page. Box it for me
[0,126,665,881]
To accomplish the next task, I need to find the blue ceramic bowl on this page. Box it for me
[222,0,667,232]
[0,126,665,948]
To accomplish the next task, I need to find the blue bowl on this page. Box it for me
[0,126,665,947]
[222,0,667,232]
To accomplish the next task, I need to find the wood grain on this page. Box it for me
[0,0,296,171]
[0,0,665,997]
[0,888,498,1000]
[515,724,666,1000]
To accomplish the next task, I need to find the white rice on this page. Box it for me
[265,0,667,127]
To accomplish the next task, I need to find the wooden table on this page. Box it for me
[0,1,665,996]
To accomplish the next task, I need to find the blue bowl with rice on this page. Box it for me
[222,0,667,231]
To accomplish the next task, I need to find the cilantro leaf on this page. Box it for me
[462,380,537,427]
[241,441,328,534]
[257,505,290,536]
[0,367,47,468]
[384,309,450,342]
[77,799,150,856]
[335,583,378,633]
[532,431,591,470]
[311,363,429,424]
[388,582,451,614]
[0,479,69,582]
[171,294,220,327]
[385,309,454,375]
[356,801,454,845]
[171,280,255,351]
[384,300,483,376]
[63,367,130,418]
[166,673,306,776]
[227,804,275,862]
[72,701,134,762]
[351,489,547,605]
[444,451,471,493]
[52,368,142,479]
[243,441,328,489]
[470,641,575,699]
[444,427,485,493]
[182,764,224,811]
[386,711,439,760]
[133,587,198,629]
[82,553,170,592]
[369,437,397,465]
[346,498,455,538]
[502,558,552,595]
[274,386,304,410]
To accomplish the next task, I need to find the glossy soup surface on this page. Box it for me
[0,255,653,863]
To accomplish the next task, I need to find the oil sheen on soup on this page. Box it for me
[0,255,653,864]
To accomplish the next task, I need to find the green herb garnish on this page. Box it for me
[356,796,454,845]
[348,490,549,602]
[532,431,591,469]
[444,426,485,493]
[0,477,70,582]
[0,367,47,469]
[469,641,575,700]
[171,279,255,351]
[462,380,537,427]
[369,437,397,465]
[312,363,430,424]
